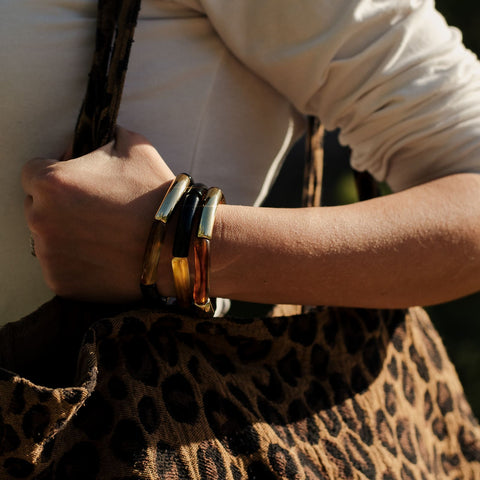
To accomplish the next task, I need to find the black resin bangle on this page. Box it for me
[171,184,207,308]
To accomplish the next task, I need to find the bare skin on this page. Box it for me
[22,127,480,309]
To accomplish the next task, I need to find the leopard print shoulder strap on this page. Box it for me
[72,0,329,209]
[72,0,141,158]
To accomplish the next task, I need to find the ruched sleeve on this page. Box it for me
[196,0,480,191]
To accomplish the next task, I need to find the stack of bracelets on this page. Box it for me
[140,173,225,317]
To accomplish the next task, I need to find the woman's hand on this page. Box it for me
[22,127,175,302]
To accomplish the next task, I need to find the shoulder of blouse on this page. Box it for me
[194,0,480,190]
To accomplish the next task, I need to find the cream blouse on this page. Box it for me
[1,0,480,322]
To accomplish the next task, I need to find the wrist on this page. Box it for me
[208,204,239,300]
[140,178,225,316]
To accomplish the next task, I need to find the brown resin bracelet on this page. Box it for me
[140,173,192,302]
[193,187,225,317]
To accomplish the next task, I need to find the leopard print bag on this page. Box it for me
[1,300,480,479]
[0,1,479,478]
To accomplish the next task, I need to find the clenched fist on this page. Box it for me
[22,127,175,302]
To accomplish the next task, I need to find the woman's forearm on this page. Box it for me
[22,130,480,308]
[209,173,480,308]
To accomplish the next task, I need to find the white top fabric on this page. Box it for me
[1,0,480,323]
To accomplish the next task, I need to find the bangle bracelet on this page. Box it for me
[171,184,207,309]
[193,187,225,316]
[140,173,192,301]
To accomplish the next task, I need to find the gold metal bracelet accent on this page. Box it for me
[154,174,192,223]
[140,173,191,294]
[193,187,225,316]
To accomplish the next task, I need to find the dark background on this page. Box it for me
[426,0,480,420]
[263,0,480,418]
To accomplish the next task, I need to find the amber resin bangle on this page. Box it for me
[171,184,207,309]
[193,187,225,316]
[140,173,192,302]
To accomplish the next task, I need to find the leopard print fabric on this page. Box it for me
[0,303,479,479]
[8,1,480,477]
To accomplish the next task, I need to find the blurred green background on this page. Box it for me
[263,0,480,418]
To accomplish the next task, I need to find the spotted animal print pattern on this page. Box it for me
[0,303,478,479]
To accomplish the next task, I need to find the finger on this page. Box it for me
[23,194,45,234]
[61,140,74,161]
[21,157,58,194]
[114,125,154,157]
[24,194,33,213]
[115,126,176,183]
[23,195,33,219]
[24,195,34,228]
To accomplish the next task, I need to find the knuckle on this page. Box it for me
[35,165,66,191]
[37,255,71,297]
[32,167,76,208]
[116,127,153,156]
[25,203,63,237]
[22,158,56,188]
[44,273,64,296]
[50,282,71,298]
[130,143,154,162]
[26,209,45,234]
